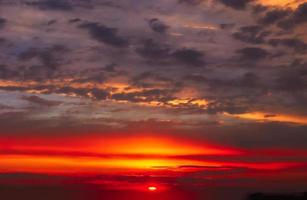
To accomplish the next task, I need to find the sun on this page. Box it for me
[148,186,157,192]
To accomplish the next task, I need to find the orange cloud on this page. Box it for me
[258,0,306,8]
[225,112,307,125]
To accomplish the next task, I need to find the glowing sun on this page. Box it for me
[148,186,157,192]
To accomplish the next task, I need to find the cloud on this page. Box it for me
[217,0,255,10]
[178,0,203,5]
[148,18,169,34]
[68,18,82,24]
[236,47,269,61]
[18,45,69,70]
[232,25,270,44]
[132,71,173,88]
[185,74,207,83]
[26,0,73,11]
[173,48,205,66]
[0,65,16,80]
[276,68,307,92]
[0,18,7,29]
[111,89,173,103]
[56,86,109,100]
[47,19,57,26]
[277,2,307,29]
[10,45,70,81]
[22,95,62,107]
[268,38,307,54]
[136,39,170,60]
[225,112,307,125]
[79,22,129,47]
[258,8,290,25]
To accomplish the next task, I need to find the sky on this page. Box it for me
[0,0,307,199]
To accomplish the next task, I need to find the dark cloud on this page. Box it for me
[173,48,205,66]
[90,88,109,100]
[278,2,307,29]
[0,84,110,101]
[56,87,109,100]
[26,0,73,11]
[0,18,7,29]
[251,4,268,14]
[0,104,12,110]
[220,23,235,30]
[275,69,307,92]
[18,45,68,71]
[148,18,169,33]
[185,74,207,83]
[68,18,82,24]
[69,64,120,85]
[0,65,16,80]
[236,47,269,61]
[208,72,260,89]
[237,72,260,87]
[0,63,58,82]
[206,100,250,115]
[232,26,270,44]
[104,63,117,72]
[268,38,307,54]
[178,0,203,5]
[0,37,6,45]
[293,2,307,23]
[47,19,57,26]
[22,95,62,107]
[205,122,307,149]
[12,45,70,81]
[74,72,105,84]
[111,89,173,103]
[79,22,129,47]
[200,73,262,111]
[258,9,290,25]
[217,0,254,10]
[136,39,170,59]
[132,71,173,88]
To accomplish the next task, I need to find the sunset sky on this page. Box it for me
[0,0,307,199]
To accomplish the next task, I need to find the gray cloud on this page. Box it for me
[79,22,129,47]
[26,0,73,10]
[0,18,7,29]
[22,95,62,106]
[173,48,205,67]
[136,39,170,60]
[277,2,307,29]
[258,8,290,25]
[268,38,307,54]
[217,0,254,10]
[236,47,269,61]
[148,18,169,34]
[232,26,270,44]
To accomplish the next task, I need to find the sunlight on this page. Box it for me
[148,186,157,192]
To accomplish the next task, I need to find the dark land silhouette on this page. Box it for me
[248,192,307,200]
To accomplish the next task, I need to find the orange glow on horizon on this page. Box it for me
[0,135,240,156]
[90,136,238,156]
[0,135,235,174]
[1,135,306,178]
